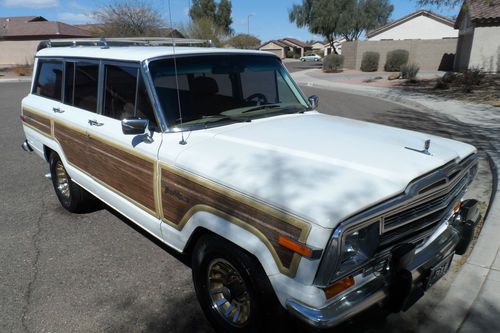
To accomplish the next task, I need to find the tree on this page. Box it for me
[289,0,393,44]
[215,0,233,34]
[180,17,227,47]
[226,34,261,49]
[93,0,165,37]
[189,0,217,21]
[416,0,464,7]
[189,0,233,35]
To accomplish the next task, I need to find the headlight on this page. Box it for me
[336,223,380,277]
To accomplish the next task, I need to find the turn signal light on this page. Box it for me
[453,201,462,213]
[323,276,355,299]
[278,235,312,257]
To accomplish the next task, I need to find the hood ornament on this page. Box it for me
[405,139,432,156]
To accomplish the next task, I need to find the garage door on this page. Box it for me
[266,49,283,59]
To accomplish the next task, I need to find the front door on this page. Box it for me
[84,62,163,239]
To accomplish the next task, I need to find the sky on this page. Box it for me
[0,0,461,41]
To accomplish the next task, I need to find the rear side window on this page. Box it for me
[34,60,63,101]
[74,62,99,112]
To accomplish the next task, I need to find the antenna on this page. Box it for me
[167,0,187,145]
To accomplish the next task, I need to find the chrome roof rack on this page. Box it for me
[37,37,213,51]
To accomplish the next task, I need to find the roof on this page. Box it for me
[281,37,310,48]
[259,39,289,48]
[367,10,455,38]
[0,16,46,23]
[36,46,277,62]
[1,21,91,38]
[455,0,500,28]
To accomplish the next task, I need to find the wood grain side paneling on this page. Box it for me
[88,136,156,214]
[161,166,310,273]
[22,109,51,136]
[53,122,88,171]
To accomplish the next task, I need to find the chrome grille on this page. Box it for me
[313,154,478,287]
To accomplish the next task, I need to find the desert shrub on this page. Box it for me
[459,66,485,92]
[360,51,380,72]
[434,78,450,90]
[384,49,409,72]
[286,50,295,58]
[14,64,33,76]
[441,71,457,83]
[323,54,344,73]
[401,63,420,82]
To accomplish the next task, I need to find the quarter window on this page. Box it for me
[34,60,63,101]
[74,62,99,112]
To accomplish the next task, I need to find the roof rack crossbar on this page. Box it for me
[38,37,213,51]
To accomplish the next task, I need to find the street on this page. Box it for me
[0,80,493,332]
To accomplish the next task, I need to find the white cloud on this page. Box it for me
[58,12,92,24]
[2,0,59,8]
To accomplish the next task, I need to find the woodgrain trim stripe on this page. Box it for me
[160,163,311,277]
[22,108,52,136]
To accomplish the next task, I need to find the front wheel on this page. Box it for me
[49,152,92,213]
[192,234,285,332]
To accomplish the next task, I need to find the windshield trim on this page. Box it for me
[144,53,309,133]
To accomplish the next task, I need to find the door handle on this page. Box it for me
[52,107,65,113]
[88,119,104,126]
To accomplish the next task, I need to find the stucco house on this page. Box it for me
[454,0,500,72]
[366,10,457,40]
[0,16,92,67]
[324,38,346,55]
[259,38,311,59]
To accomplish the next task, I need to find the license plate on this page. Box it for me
[426,253,454,289]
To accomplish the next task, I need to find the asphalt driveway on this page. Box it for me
[0,81,492,332]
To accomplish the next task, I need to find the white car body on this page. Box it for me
[21,44,479,329]
[300,53,322,62]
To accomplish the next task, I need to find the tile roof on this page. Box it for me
[281,37,310,48]
[1,21,91,38]
[466,0,500,24]
[0,16,46,23]
[367,10,455,38]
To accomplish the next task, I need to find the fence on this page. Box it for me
[342,38,458,71]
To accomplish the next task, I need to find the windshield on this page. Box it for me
[148,55,309,130]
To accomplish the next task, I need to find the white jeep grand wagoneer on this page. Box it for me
[21,39,481,332]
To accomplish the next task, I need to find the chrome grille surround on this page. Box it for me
[314,153,478,287]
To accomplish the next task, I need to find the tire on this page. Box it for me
[49,152,91,213]
[300,58,305,62]
[192,234,286,333]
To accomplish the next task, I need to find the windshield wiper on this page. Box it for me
[241,104,282,113]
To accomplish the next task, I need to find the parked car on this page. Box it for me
[21,40,481,332]
[300,53,322,62]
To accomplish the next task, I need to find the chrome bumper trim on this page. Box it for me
[286,277,386,328]
[287,224,462,328]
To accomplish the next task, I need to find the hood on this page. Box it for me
[175,112,476,229]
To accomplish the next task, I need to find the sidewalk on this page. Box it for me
[292,69,500,333]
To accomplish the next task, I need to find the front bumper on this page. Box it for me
[286,200,481,329]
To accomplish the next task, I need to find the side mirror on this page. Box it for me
[122,118,149,135]
[308,95,319,109]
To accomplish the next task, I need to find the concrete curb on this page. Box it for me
[0,77,32,83]
[293,69,500,332]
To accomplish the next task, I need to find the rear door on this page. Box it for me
[84,61,163,238]
[52,60,101,183]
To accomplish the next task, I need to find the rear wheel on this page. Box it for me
[192,234,286,333]
[49,152,91,213]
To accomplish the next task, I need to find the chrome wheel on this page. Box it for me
[55,161,70,199]
[207,259,251,327]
